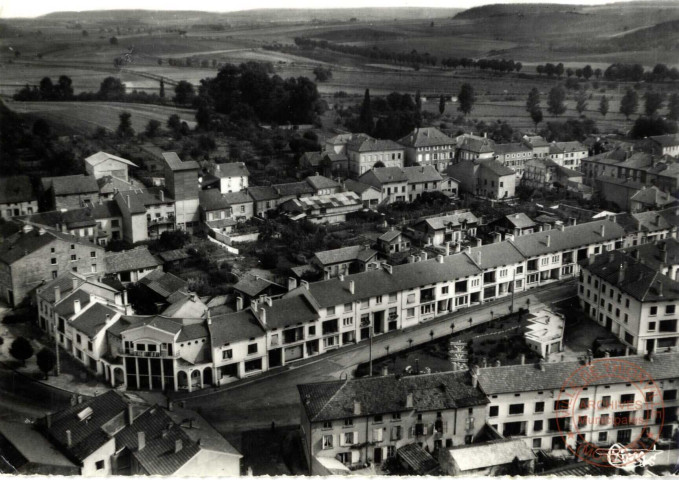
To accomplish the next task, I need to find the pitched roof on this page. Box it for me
[47,391,127,462]
[347,136,403,153]
[97,175,140,195]
[522,135,549,148]
[104,247,162,274]
[398,127,455,148]
[416,212,479,231]
[274,181,315,197]
[54,290,91,318]
[284,192,361,212]
[233,275,283,298]
[313,245,377,266]
[631,186,677,207]
[46,175,99,196]
[493,143,532,155]
[478,352,679,395]
[300,151,322,167]
[114,406,200,476]
[70,302,118,338]
[0,419,76,473]
[258,294,319,329]
[326,132,369,146]
[305,174,340,191]
[116,188,173,215]
[378,229,402,242]
[622,238,679,273]
[364,167,408,184]
[138,270,188,299]
[556,141,587,153]
[446,438,535,471]
[457,134,495,153]
[158,249,191,262]
[21,202,121,231]
[504,212,536,229]
[397,443,440,475]
[162,294,208,320]
[510,219,626,257]
[343,179,379,195]
[213,162,249,178]
[162,152,200,171]
[298,371,488,422]
[402,166,443,184]
[478,159,515,177]
[0,228,100,265]
[222,191,252,205]
[247,186,279,202]
[0,176,35,205]
[84,151,137,168]
[649,134,679,147]
[209,309,265,346]
[199,189,231,212]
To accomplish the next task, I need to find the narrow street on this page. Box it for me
[183,281,576,435]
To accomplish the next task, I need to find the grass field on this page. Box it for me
[7,100,197,133]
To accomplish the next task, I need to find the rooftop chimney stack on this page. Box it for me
[406,393,414,409]
[74,299,81,315]
[128,405,135,425]
[54,286,61,303]
[287,277,298,292]
[301,280,310,290]
[72,277,79,291]
[160,189,165,202]
[476,251,482,266]
[437,254,444,264]
[545,235,551,248]
[236,297,243,312]
[260,308,267,325]
[138,431,146,451]
[382,365,389,377]
[349,280,355,294]
[520,354,526,365]
[353,400,361,415]
[66,430,72,447]
[175,439,183,454]
[445,242,450,256]
[600,224,605,237]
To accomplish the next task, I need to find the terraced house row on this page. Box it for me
[33,218,640,392]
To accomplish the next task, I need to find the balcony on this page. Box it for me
[149,216,175,225]
[121,348,180,358]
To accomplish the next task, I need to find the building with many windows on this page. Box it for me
[398,127,457,172]
[0,175,37,220]
[578,238,679,354]
[346,136,405,176]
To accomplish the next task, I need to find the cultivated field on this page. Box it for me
[7,100,197,133]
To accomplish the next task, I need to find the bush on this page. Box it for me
[10,337,34,366]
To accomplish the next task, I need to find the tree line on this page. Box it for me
[535,62,679,83]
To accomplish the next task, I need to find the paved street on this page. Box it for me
[183,280,577,435]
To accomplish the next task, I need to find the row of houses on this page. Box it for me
[298,351,679,474]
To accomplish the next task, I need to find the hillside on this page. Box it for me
[455,3,583,19]
[606,19,679,51]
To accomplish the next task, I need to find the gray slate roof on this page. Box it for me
[214,162,249,178]
[46,175,99,196]
[104,247,162,274]
[398,127,455,148]
[313,245,377,266]
[0,176,35,205]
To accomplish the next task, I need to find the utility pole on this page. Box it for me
[54,320,60,376]
[510,268,517,314]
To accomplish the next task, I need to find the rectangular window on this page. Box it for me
[343,303,353,313]
[388,293,397,303]
[533,420,543,431]
[375,295,382,304]
[392,412,401,420]
[70,254,77,261]
[308,325,316,336]
[343,317,353,327]
[650,306,658,316]
[535,402,544,413]
[509,404,524,415]
[374,415,383,424]
[666,305,676,315]
[323,421,332,429]
[222,349,233,360]
[533,438,542,448]
[327,306,336,316]
[554,400,569,411]
[51,258,57,265]
[322,435,333,450]
[489,406,499,417]
[95,460,105,470]
[344,418,353,427]
[360,300,369,310]
[247,343,258,354]
[406,308,415,318]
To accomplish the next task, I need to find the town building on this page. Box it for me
[19,201,123,246]
[402,166,444,201]
[223,191,254,221]
[114,189,176,243]
[639,134,679,157]
[578,238,679,353]
[297,371,488,474]
[522,135,550,159]
[358,168,408,204]
[0,175,37,220]
[39,390,240,475]
[0,225,105,306]
[199,189,232,225]
[410,211,480,247]
[104,247,163,284]
[280,191,363,224]
[523,158,583,192]
[493,143,533,177]
[342,180,381,209]
[42,175,100,210]
[629,186,678,214]
[232,274,286,306]
[212,162,249,194]
[490,213,537,237]
[455,134,495,161]
[84,151,138,182]
[376,229,411,257]
[522,308,565,358]
[135,270,189,313]
[161,152,200,233]
[446,159,516,200]
[554,141,588,169]
[312,245,380,279]
[96,176,145,201]
[305,174,342,196]
[477,353,679,453]
[438,439,535,476]
[346,135,405,176]
[398,127,456,172]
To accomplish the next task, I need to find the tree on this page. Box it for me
[555,63,564,78]
[668,93,679,121]
[173,80,195,105]
[145,119,161,137]
[599,95,609,117]
[530,107,542,132]
[98,76,126,100]
[36,348,56,379]
[566,68,574,77]
[526,87,541,113]
[39,77,54,99]
[536,65,544,76]
[583,65,593,80]
[457,83,475,116]
[57,75,74,99]
[33,119,51,138]
[547,85,567,116]
[358,88,374,134]
[594,68,602,79]
[10,337,33,366]
[109,36,118,45]
[630,116,678,139]
[576,91,588,115]
[82,30,88,37]
[439,95,446,115]
[312,66,332,82]
[159,79,165,98]
[619,88,639,120]
[116,111,135,138]
[644,91,664,116]
[167,114,181,133]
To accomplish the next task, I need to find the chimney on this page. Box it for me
[72,277,79,291]
[437,254,444,264]
[476,251,482,266]
[618,263,626,284]
[266,296,273,307]
[406,393,414,409]
[381,365,389,377]
[353,400,361,415]
[656,281,663,297]
[538,225,543,232]
[207,311,212,325]
[445,242,450,256]
[160,190,165,202]
[301,280,309,290]
[66,430,72,447]
[557,224,565,232]
[476,238,482,247]
[174,439,183,453]
[465,246,471,255]
[128,404,135,425]
[54,286,61,303]
[660,242,668,264]
[588,254,596,265]
[494,360,501,367]
[538,359,545,371]
[168,400,174,411]
[339,274,344,282]
[455,243,461,253]
[260,308,267,325]
[126,195,131,208]
[520,354,526,365]
[74,299,81,315]
[482,357,487,368]
[384,264,393,275]
[138,431,146,451]
[123,289,129,306]
[421,252,428,261]
[545,235,551,248]
[287,277,297,291]
[600,224,605,237]
[349,280,355,294]
[236,297,243,312]
[45,413,52,429]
